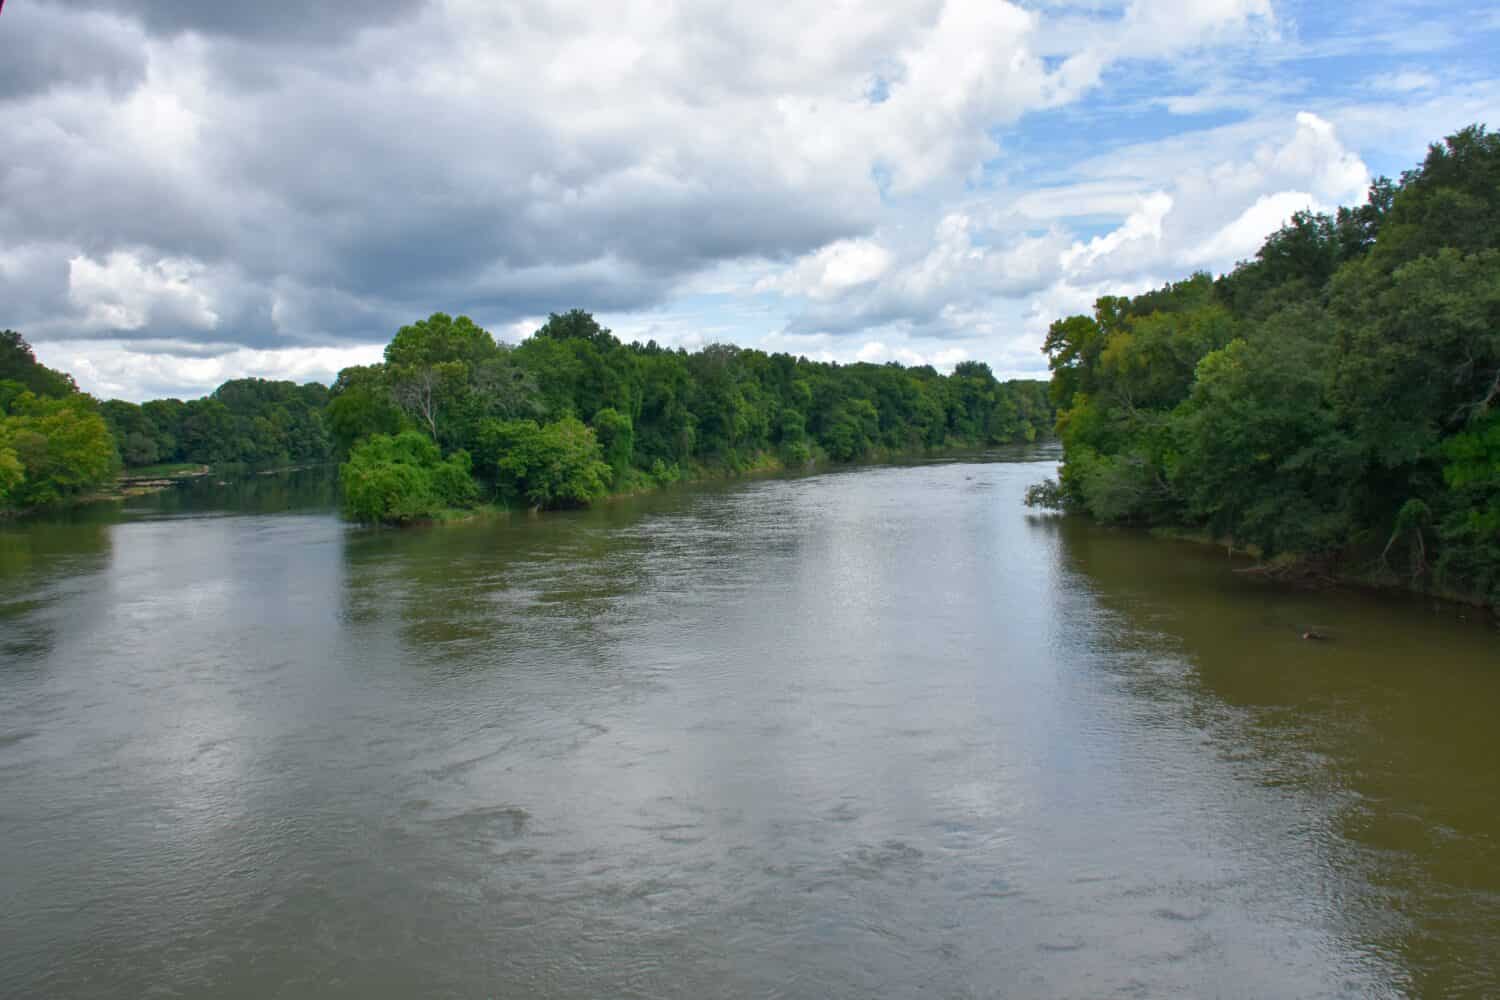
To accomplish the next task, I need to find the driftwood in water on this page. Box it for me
[1234,556,1339,588]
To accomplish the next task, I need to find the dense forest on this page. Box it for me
[331,311,1054,522]
[0,319,1053,517]
[1032,125,1500,606]
[101,381,332,470]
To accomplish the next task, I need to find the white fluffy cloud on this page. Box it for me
[755,110,1374,377]
[33,339,385,402]
[1059,192,1174,277]
[68,252,221,333]
[1042,110,1371,303]
[756,239,894,301]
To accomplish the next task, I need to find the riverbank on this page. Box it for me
[105,461,336,500]
[1142,523,1498,618]
[110,464,212,497]
[1,465,207,517]
[382,439,1048,527]
[2,461,344,519]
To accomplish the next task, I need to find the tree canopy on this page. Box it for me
[325,311,1054,521]
[0,333,118,512]
[100,379,333,469]
[1035,124,1500,606]
[6,281,1054,518]
[339,432,478,524]
[1,330,77,400]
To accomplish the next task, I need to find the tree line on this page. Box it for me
[101,380,332,469]
[334,310,1053,522]
[1032,125,1500,606]
[1,318,1053,516]
[2,332,338,512]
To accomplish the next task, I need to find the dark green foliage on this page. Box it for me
[823,398,879,461]
[1373,126,1500,267]
[326,365,404,456]
[380,312,542,453]
[533,309,620,348]
[101,378,333,469]
[339,432,478,524]
[590,407,634,476]
[1438,415,1500,596]
[3,300,1052,517]
[1042,124,1500,605]
[385,312,498,369]
[0,330,78,399]
[473,416,612,509]
[1170,329,1356,554]
[327,310,1054,519]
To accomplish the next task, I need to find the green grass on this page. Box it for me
[428,502,511,523]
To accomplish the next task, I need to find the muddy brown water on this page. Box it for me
[2,454,1496,998]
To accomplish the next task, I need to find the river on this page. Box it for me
[1,453,1496,998]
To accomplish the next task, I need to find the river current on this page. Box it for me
[2,454,1496,998]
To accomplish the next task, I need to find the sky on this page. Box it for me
[2,0,1498,402]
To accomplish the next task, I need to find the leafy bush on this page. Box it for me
[1023,478,1068,511]
[475,416,612,509]
[339,432,477,524]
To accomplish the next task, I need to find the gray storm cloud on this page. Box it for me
[3,0,906,351]
[43,0,429,41]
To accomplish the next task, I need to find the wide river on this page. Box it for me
[2,453,1497,999]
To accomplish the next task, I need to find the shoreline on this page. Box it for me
[1140,522,1499,620]
[366,439,1055,527]
[2,462,335,518]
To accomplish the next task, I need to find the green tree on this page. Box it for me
[475,416,612,509]
[1437,414,1500,600]
[1037,122,1500,605]
[385,313,500,445]
[100,400,162,466]
[327,365,404,456]
[823,398,879,461]
[0,393,120,508]
[1170,329,1354,553]
[339,431,477,524]
[330,309,1053,522]
[385,312,500,369]
[0,331,77,399]
[533,309,621,348]
[0,442,23,506]
[591,407,634,477]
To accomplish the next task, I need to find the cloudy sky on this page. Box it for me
[3,0,1498,401]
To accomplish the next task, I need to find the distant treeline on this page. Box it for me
[333,311,1054,521]
[0,318,1053,516]
[1033,125,1500,606]
[101,381,332,469]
